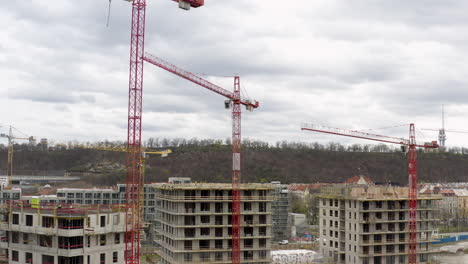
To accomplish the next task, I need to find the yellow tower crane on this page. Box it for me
[72,144,171,221]
[0,126,35,187]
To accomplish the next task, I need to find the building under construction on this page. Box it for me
[318,185,441,264]
[153,182,274,264]
[0,201,127,264]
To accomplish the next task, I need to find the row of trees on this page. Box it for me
[2,137,468,154]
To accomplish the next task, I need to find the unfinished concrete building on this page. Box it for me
[0,201,126,264]
[154,183,274,264]
[318,185,441,264]
[270,182,290,241]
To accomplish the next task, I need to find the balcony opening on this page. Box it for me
[215,228,223,237]
[215,240,223,249]
[199,240,210,250]
[42,216,54,228]
[200,203,210,212]
[26,215,33,226]
[244,227,253,237]
[244,239,253,248]
[58,236,84,249]
[201,215,210,224]
[215,215,223,225]
[39,235,53,247]
[184,240,192,250]
[58,218,84,229]
[215,203,223,213]
[200,228,210,236]
[184,216,195,226]
[25,252,33,264]
[185,228,195,238]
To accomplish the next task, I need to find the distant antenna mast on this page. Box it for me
[106,0,112,27]
[439,105,446,148]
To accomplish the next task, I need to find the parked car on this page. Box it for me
[278,240,289,245]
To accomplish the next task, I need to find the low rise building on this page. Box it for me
[0,201,126,264]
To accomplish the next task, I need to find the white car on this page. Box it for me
[278,240,289,245]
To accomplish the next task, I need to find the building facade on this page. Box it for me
[271,182,290,241]
[154,183,274,264]
[0,201,126,264]
[319,185,440,264]
[0,187,21,205]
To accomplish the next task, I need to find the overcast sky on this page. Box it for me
[2,0,468,147]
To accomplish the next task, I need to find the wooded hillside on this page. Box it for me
[1,139,467,186]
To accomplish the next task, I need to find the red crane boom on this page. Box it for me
[143,52,259,264]
[301,123,438,264]
[124,1,204,264]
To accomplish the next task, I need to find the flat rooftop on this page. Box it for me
[154,182,274,190]
[319,185,442,200]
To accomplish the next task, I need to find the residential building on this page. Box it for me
[0,187,21,205]
[271,182,290,241]
[319,185,440,264]
[0,201,126,264]
[154,182,274,264]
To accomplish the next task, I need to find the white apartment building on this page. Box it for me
[319,185,440,264]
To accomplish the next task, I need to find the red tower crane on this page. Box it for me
[143,52,259,264]
[300,123,438,264]
[124,1,204,263]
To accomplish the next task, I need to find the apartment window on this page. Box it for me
[12,250,19,262]
[11,232,19,243]
[215,215,223,225]
[201,215,210,224]
[184,253,192,262]
[215,203,223,213]
[87,236,91,247]
[259,250,267,259]
[100,235,106,246]
[184,241,192,250]
[244,215,253,225]
[199,240,209,249]
[113,252,118,263]
[100,253,105,264]
[259,226,266,236]
[215,252,223,261]
[115,233,120,244]
[85,193,92,198]
[215,228,223,237]
[259,215,266,224]
[185,215,196,225]
[12,214,19,225]
[100,216,106,227]
[259,238,266,248]
[23,233,29,245]
[244,202,252,211]
[58,236,84,249]
[200,252,210,261]
[42,216,54,228]
[213,240,222,249]
[200,228,210,236]
[243,251,253,260]
[200,203,210,212]
[25,215,33,226]
[244,239,253,248]
[244,227,254,237]
[185,228,195,238]
[25,252,33,264]
[42,255,54,264]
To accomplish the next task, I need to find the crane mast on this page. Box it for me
[301,123,438,264]
[143,53,259,264]
[125,0,146,263]
[123,1,204,263]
